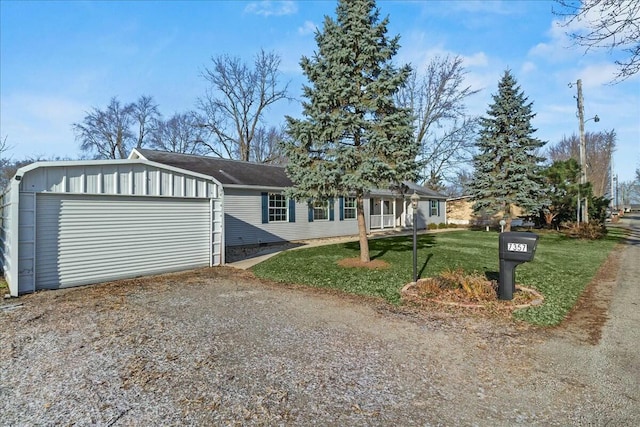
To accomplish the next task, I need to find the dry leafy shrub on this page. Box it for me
[415,268,497,303]
[560,222,607,240]
[427,223,438,230]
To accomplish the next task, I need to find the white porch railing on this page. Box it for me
[370,214,396,229]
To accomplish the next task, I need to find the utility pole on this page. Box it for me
[610,157,615,213]
[615,174,619,211]
[577,79,588,223]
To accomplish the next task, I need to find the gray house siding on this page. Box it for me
[224,187,365,247]
[423,199,446,226]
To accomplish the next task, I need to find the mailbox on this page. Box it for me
[498,232,539,300]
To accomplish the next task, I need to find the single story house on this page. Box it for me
[129,149,447,251]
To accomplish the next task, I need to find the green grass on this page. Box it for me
[251,228,624,326]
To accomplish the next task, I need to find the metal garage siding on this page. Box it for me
[35,194,211,289]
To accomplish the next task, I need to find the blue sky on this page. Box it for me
[1,0,639,182]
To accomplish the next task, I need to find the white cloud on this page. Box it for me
[446,0,521,15]
[9,94,85,122]
[298,20,317,36]
[578,63,624,88]
[0,93,85,159]
[396,29,489,71]
[462,52,489,68]
[521,61,537,74]
[400,45,448,71]
[244,1,298,17]
[528,18,581,62]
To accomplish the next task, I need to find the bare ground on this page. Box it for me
[1,221,638,426]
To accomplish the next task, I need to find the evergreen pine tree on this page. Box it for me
[470,70,546,231]
[283,0,418,262]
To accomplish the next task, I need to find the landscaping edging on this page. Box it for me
[401,281,544,309]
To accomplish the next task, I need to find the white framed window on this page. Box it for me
[313,200,330,221]
[343,196,357,219]
[430,200,439,216]
[269,193,288,222]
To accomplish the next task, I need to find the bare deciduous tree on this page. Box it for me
[555,0,640,81]
[0,135,10,165]
[619,179,640,207]
[0,152,74,189]
[198,50,289,162]
[250,126,287,165]
[73,96,159,159]
[0,135,13,189]
[442,169,474,198]
[0,135,9,155]
[149,112,210,155]
[396,55,479,190]
[132,95,160,148]
[548,130,616,197]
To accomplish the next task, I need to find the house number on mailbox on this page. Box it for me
[507,242,528,252]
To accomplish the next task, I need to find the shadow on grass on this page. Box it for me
[343,234,437,261]
[418,253,433,279]
[342,235,437,279]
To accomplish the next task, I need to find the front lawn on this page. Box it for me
[251,228,623,326]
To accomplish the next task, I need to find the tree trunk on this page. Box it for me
[544,212,557,229]
[504,204,512,232]
[356,195,370,263]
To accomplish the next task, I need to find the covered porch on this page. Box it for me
[369,196,414,231]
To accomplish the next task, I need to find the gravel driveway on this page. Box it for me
[1,216,639,426]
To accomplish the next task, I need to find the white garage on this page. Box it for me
[1,159,224,297]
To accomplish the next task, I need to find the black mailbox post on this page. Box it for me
[498,232,539,300]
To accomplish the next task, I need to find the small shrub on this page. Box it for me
[447,223,458,228]
[416,268,497,302]
[560,221,607,240]
[438,222,447,229]
[427,223,438,230]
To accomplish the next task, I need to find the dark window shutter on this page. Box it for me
[437,200,441,217]
[308,202,314,222]
[329,198,335,221]
[288,198,296,223]
[339,197,344,221]
[261,192,269,224]
[428,200,432,217]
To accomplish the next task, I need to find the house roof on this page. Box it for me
[446,195,473,202]
[131,148,447,199]
[132,149,293,187]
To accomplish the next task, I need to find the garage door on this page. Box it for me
[35,194,211,289]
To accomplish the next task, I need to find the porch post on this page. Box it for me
[393,197,397,228]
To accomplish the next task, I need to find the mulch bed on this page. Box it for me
[401,281,544,312]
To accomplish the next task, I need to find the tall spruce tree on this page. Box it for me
[283,0,418,262]
[470,70,546,231]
